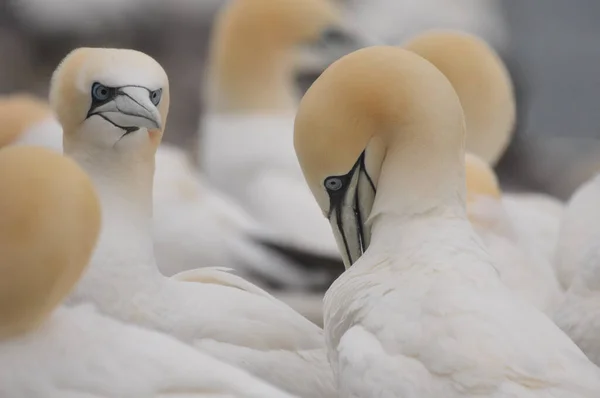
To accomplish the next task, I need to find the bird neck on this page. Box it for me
[207,45,298,113]
[65,142,162,310]
[370,131,467,223]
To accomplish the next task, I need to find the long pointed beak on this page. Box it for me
[327,153,376,268]
[89,86,162,131]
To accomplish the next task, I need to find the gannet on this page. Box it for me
[0,145,295,398]
[0,93,63,151]
[0,95,316,290]
[294,46,600,397]
[200,0,369,270]
[554,172,600,365]
[404,29,564,266]
[51,46,335,398]
[465,152,563,314]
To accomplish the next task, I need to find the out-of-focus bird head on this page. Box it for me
[404,30,515,165]
[206,0,370,112]
[0,146,101,339]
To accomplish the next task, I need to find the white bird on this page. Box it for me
[294,46,600,397]
[0,145,296,398]
[553,172,600,365]
[404,29,564,266]
[465,152,563,314]
[0,95,318,290]
[50,47,336,398]
[200,0,368,265]
[152,142,330,288]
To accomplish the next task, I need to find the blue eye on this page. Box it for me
[91,83,111,101]
[150,89,162,106]
[325,177,343,191]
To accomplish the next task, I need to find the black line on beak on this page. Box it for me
[326,151,376,266]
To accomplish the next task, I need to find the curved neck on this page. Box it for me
[370,126,467,222]
[206,44,298,113]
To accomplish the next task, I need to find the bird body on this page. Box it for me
[0,146,294,398]
[465,153,563,314]
[554,173,600,365]
[50,47,335,398]
[294,46,600,397]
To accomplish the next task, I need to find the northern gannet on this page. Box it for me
[51,46,336,398]
[200,0,368,270]
[553,172,600,366]
[465,152,563,314]
[0,95,316,290]
[294,46,600,397]
[0,145,295,398]
[404,29,564,266]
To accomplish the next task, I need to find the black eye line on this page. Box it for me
[334,202,354,265]
[94,113,138,135]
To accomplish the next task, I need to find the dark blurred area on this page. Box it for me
[1,0,600,200]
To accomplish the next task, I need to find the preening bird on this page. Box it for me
[200,0,369,273]
[404,29,564,266]
[465,152,563,315]
[294,45,600,398]
[50,47,336,398]
[0,146,295,398]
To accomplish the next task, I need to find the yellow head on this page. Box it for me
[464,152,501,204]
[295,46,466,267]
[0,146,101,339]
[206,0,365,112]
[0,93,53,148]
[50,47,170,157]
[404,30,515,165]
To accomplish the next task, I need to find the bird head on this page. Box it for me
[50,47,170,156]
[207,0,368,112]
[404,30,515,165]
[0,146,101,339]
[295,46,466,267]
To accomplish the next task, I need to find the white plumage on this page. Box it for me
[294,46,600,397]
[51,47,335,398]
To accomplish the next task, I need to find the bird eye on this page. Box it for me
[91,83,112,102]
[325,177,343,191]
[150,89,162,106]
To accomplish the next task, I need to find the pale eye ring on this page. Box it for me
[324,177,343,191]
[150,89,162,106]
[91,83,111,101]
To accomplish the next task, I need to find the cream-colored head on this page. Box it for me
[50,47,170,158]
[465,152,501,204]
[0,93,54,148]
[206,0,366,112]
[0,146,101,339]
[295,46,466,267]
[404,30,515,165]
